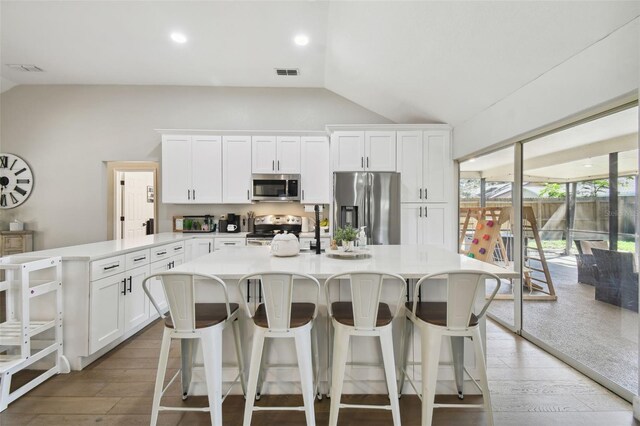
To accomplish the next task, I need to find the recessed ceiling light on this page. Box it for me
[468,158,476,163]
[170,32,187,44]
[584,164,593,168]
[294,34,309,46]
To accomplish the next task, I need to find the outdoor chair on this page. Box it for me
[574,240,608,286]
[592,248,638,312]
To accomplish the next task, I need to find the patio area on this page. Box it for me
[489,254,639,394]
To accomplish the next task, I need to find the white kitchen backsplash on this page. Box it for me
[159,203,329,233]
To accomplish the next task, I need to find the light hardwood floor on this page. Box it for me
[1,319,638,425]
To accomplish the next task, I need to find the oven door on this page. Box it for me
[251,174,301,201]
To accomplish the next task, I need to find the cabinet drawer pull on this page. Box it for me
[173,246,182,251]
[156,251,167,256]
[224,242,235,245]
[133,256,146,262]
[103,264,119,271]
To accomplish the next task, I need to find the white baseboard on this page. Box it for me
[633,396,640,420]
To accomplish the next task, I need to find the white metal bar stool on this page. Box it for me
[324,271,406,426]
[143,272,246,426]
[238,271,321,426]
[399,270,501,426]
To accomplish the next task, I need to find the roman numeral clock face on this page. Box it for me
[0,154,33,209]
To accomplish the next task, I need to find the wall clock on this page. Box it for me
[0,153,34,209]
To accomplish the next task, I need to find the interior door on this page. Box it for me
[123,171,154,239]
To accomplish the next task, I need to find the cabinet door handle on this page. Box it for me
[127,276,132,293]
[361,157,364,168]
[277,160,280,170]
[187,190,191,200]
[302,189,305,200]
[208,242,212,253]
[419,188,422,199]
[366,157,369,168]
[122,278,127,295]
[272,160,275,171]
[425,188,427,200]
[247,189,250,200]
[193,189,196,200]
[419,206,422,218]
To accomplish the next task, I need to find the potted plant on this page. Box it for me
[334,226,358,252]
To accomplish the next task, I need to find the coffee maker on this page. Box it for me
[225,213,241,233]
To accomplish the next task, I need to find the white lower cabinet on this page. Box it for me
[89,272,126,354]
[189,237,214,261]
[124,264,151,332]
[214,237,246,250]
[148,243,185,312]
[401,203,450,248]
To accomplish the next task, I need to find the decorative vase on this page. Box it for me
[342,240,355,252]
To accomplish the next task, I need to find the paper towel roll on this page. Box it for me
[301,217,310,233]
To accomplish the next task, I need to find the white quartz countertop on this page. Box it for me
[173,245,517,280]
[24,232,247,261]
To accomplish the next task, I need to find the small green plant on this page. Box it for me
[335,225,358,242]
[183,218,193,230]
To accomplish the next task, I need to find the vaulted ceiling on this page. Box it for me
[2,1,639,126]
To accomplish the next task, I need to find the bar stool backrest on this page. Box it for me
[143,272,231,333]
[412,270,502,331]
[238,272,320,331]
[325,271,406,330]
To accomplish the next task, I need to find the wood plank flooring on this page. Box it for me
[1,320,638,425]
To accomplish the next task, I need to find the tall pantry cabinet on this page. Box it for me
[396,128,454,250]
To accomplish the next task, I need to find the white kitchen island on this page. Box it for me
[172,245,516,396]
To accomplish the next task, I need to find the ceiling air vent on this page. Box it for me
[275,68,299,76]
[6,64,44,72]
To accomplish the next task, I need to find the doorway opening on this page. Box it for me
[107,162,158,240]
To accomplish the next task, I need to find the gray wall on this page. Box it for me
[453,18,639,160]
[0,85,392,249]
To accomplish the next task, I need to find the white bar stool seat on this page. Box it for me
[143,272,246,426]
[238,271,321,426]
[324,271,406,426]
[399,270,502,426]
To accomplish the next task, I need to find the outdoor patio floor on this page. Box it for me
[488,254,639,395]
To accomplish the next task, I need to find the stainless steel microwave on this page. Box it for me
[251,174,301,201]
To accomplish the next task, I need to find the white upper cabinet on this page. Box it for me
[277,136,301,174]
[251,136,300,174]
[365,131,396,171]
[223,135,252,204]
[397,130,451,203]
[251,136,277,173]
[332,131,396,172]
[162,135,222,204]
[300,136,331,204]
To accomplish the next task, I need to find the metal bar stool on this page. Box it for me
[399,270,501,426]
[143,272,246,426]
[238,271,321,426]
[324,271,406,426]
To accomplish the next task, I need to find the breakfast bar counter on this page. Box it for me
[172,245,516,396]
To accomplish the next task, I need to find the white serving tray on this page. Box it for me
[325,247,371,259]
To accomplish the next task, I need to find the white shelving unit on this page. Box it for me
[0,256,69,411]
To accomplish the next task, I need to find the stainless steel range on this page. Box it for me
[246,215,302,246]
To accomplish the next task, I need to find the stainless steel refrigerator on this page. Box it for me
[333,172,401,245]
